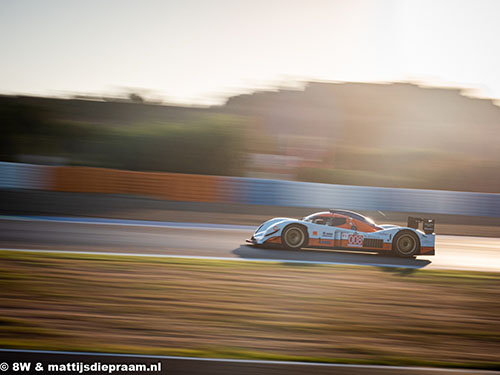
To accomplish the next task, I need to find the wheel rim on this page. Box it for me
[285,228,304,248]
[397,234,417,255]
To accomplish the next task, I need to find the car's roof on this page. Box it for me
[306,209,379,227]
[329,209,367,220]
[308,209,365,218]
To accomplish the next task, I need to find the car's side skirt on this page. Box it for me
[308,238,391,252]
[263,236,434,255]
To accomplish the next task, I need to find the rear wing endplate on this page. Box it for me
[407,217,435,234]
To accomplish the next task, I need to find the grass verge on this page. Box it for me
[0,251,499,370]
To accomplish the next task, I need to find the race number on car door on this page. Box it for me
[348,234,363,247]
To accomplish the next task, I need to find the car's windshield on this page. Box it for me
[334,210,378,225]
[303,213,327,223]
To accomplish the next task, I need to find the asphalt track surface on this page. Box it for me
[1,216,500,271]
[1,349,499,375]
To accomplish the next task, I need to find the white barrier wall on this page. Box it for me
[221,177,500,216]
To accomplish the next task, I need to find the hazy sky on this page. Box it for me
[1,0,499,105]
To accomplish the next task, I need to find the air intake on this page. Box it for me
[363,238,383,248]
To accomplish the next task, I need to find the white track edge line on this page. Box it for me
[0,216,254,231]
[0,248,425,269]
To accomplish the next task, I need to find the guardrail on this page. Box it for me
[1,161,499,217]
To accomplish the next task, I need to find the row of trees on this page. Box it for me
[0,103,247,176]
[2,98,499,193]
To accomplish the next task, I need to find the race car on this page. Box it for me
[246,209,435,257]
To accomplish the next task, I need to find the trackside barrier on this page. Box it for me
[51,166,221,202]
[0,162,51,190]
[1,162,499,217]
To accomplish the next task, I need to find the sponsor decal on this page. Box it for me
[319,240,332,245]
[322,232,333,237]
[312,231,318,236]
[341,233,349,240]
[347,234,364,247]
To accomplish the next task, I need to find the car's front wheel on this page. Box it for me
[281,225,308,250]
[393,231,420,257]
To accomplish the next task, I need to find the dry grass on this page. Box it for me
[0,251,499,369]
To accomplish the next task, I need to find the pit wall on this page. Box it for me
[1,162,499,217]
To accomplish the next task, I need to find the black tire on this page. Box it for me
[392,231,420,257]
[281,224,308,250]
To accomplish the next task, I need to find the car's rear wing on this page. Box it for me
[407,217,435,234]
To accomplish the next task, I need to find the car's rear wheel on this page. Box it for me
[393,231,419,257]
[281,225,308,250]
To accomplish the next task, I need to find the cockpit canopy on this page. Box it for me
[303,209,382,231]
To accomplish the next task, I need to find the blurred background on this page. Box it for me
[1,0,499,194]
